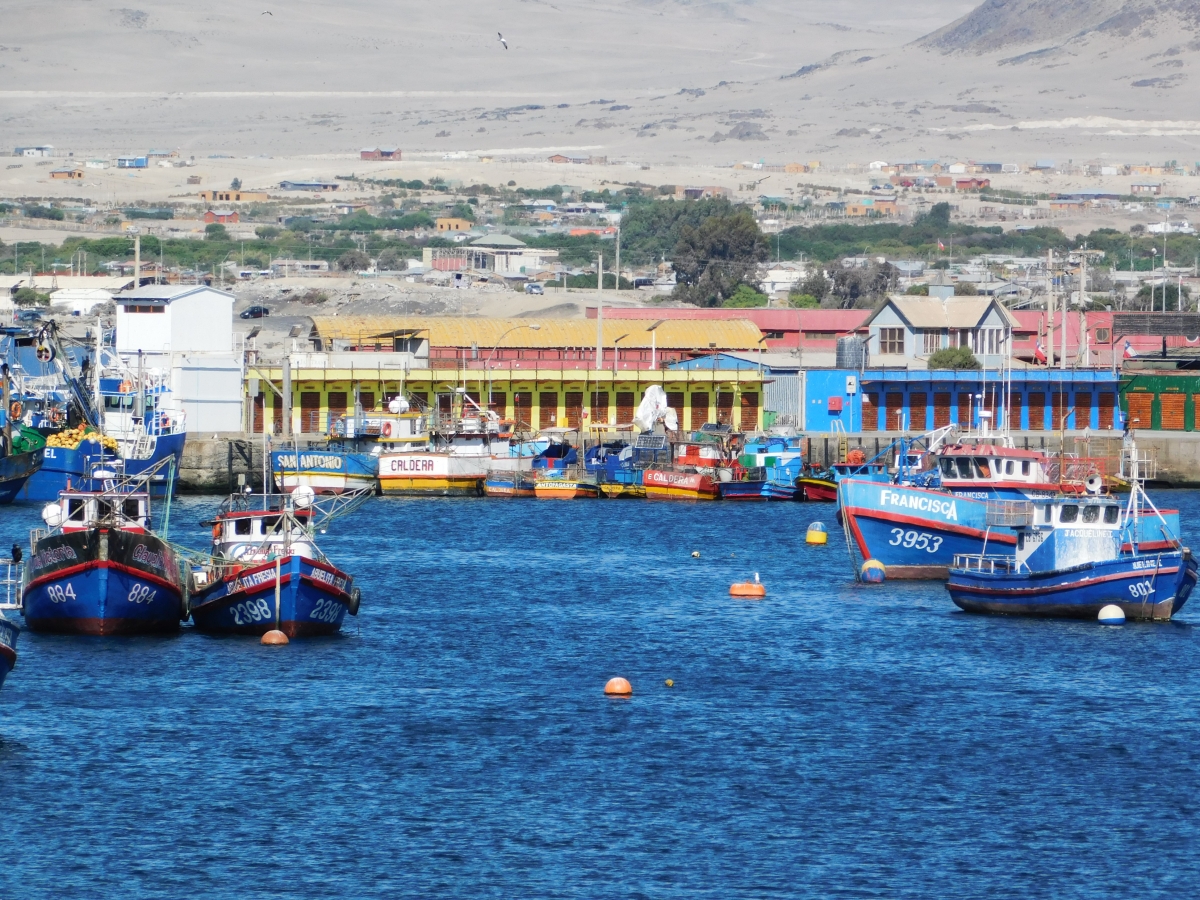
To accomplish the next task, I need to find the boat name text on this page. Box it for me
[879,489,958,521]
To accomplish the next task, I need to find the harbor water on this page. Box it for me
[4,494,1200,898]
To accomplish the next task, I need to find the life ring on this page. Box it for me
[211,523,221,541]
[9,400,21,420]
[119,380,132,394]
[381,420,394,438]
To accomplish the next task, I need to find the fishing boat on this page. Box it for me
[188,486,367,637]
[585,432,670,499]
[533,466,600,500]
[272,395,435,494]
[840,449,1180,579]
[797,452,890,502]
[718,432,806,501]
[485,430,576,497]
[21,459,185,635]
[644,423,734,501]
[4,324,187,501]
[0,616,16,691]
[0,553,20,690]
[946,462,1197,620]
[0,413,45,504]
[376,394,504,496]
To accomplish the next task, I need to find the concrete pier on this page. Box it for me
[178,434,270,493]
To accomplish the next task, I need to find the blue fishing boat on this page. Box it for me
[586,433,670,498]
[718,432,806,501]
[21,461,184,635]
[946,481,1197,621]
[189,487,366,637]
[4,325,186,501]
[0,616,17,690]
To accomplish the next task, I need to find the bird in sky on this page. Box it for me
[262,10,273,15]
[498,32,508,50]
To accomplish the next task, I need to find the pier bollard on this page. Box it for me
[604,677,633,696]
[261,629,289,645]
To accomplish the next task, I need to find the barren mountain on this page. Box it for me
[1,1,1198,172]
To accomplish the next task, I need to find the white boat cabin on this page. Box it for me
[46,491,151,533]
[212,510,317,563]
[935,444,1049,485]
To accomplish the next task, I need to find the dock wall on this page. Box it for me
[178,434,269,493]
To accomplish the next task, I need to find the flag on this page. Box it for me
[1034,340,1047,364]
[1123,340,1137,360]
[938,240,945,251]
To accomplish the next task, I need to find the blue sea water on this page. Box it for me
[2,492,1200,899]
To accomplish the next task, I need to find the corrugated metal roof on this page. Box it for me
[308,316,763,350]
[867,296,1018,330]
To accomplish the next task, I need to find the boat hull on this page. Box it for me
[484,473,535,497]
[599,482,645,499]
[534,480,600,500]
[0,448,43,504]
[839,478,1018,579]
[272,449,377,494]
[378,453,486,496]
[22,529,183,635]
[718,479,799,501]
[20,432,186,501]
[0,617,18,690]
[643,470,719,501]
[947,552,1198,620]
[190,555,355,637]
[797,477,837,502]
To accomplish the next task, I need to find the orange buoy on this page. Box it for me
[261,629,289,645]
[730,573,767,598]
[604,677,632,696]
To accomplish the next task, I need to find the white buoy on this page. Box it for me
[1098,604,1126,625]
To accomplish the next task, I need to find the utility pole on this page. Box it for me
[595,252,603,369]
[1046,249,1055,368]
[614,228,620,294]
[1059,250,1066,370]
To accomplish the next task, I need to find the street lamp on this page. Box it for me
[612,333,628,376]
[646,319,666,370]
[486,323,541,419]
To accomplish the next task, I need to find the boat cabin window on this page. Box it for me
[1059,505,1079,523]
[956,458,973,479]
[1104,507,1119,524]
[67,498,87,521]
[1082,506,1100,523]
[1022,461,1030,476]
[1042,504,1052,523]
[263,516,281,533]
[235,519,253,536]
[974,458,991,478]
[940,458,956,477]
[123,498,141,520]
[1005,461,1015,476]
[95,499,113,520]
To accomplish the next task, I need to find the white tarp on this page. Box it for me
[633,385,679,432]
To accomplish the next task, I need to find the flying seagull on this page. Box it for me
[498,32,508,50]
[262,10,273,15]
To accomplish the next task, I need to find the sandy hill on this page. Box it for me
[0,1,1197,174]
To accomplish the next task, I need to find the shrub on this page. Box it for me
[788,292,820,308]
[927,346,981,369]
[14,287,50,306]
[722,284,768,308]
[337,249,370,271]
[954,281,978,296]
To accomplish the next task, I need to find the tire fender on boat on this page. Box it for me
[348,587,361,616]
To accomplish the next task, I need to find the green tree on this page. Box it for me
[13,287,50,306]
[255,225,281,240]
[906,283,930,295]
[722,284,768,308]
[205,223,229,240]
[927,346,981,369]
[788,292,820,308]
[230,177,242,190]
[450,202,475,222]
[337,249,370,271]
[377,248,406,270]
[1134,282,1189,311]
[954,281,978,296]
[671,207,768,307]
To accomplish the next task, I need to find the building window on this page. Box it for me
[922,330,942,354]
[978,328,1004,355]
[803,331,837,340]
[764,331,785,340]
[125,305,164,314]
[879,328,905,355]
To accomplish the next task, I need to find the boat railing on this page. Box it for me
[0,558,22,610]
[1045,456,1112,483]
[1121,447,1158,482]
[953,554,1027,575]
[985,499,1034,527]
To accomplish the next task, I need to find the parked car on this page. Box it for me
[240,305,270,319]
[14,309,43,324]
[524,282,544,295]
